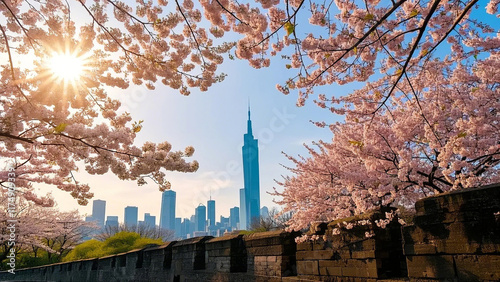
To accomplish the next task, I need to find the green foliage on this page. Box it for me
[63,232,162,262]
[14,252,61,269]
[131,237,163,250]
[63,240,104,262]
[101,232,141,254]
[284,22,295,36]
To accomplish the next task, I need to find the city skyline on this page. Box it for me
[47,53,337,222]
[81,108,267,233]
[86,193,247,228]
[85,190,272,240]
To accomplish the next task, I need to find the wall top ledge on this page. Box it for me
[173,236,213,247]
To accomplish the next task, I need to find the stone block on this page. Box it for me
[340,259,378,278]
[296,250,336,260]
[350,250,376,259]
[454,254,500,281]
[403,243,438,256]
[297,260,319,276]
[172,236,213,271]
[247,245,285,256]
[406,255,455,279]
[267,256,278,263]
[297,242,313,251]
[319,260,343,276]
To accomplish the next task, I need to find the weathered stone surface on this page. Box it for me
[414,183,500,216]
[454,255,500,281]
[296,250,337,260]
[406,255,456,279]
[297,260,319,276]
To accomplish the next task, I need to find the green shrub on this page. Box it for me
[63,231,162,262]
[63,240,104,262]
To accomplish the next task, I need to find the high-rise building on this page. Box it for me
[175,217,182,238]
[239,188,246,230]
[230,206,240,229]
[241,107,260,229]
[105,216,119,228]
[144,213,156,228]
[194,204,206,232]
[124,206,138,227]
[260,206,269,219]
[207,199,215,227]
[92,199,106,228]
[181,218,194,239]
[160,190,176,231]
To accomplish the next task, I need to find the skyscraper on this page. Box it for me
[194,204,206,232]
[105,216,119,228]
[160,190,176,231]
[241,106,260,229]
[260,206,269,219]
[230,206,240,230]
[124,206,138,227]
[239,188,246,230]
[175,217,182,238]
[144,213,156,228]
[207,199,215,228]
[92,199,106,228]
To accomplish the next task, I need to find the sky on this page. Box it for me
[47,50,348,224]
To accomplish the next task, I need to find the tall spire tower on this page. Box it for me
[241,104,260,229]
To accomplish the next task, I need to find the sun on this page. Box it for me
[48,52,87,82]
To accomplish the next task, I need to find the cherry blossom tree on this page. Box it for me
[273,48,500,231]
[0,194,94,263]
[0,0,210,205]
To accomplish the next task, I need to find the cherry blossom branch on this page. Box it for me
[251,0,305,48]
[77,1,139,70]
[0,24,33,106]
[0,131,35,143]
[402,73,443,146]
[423,0,478,59]
[0,0,37,49]
[215,0,249,25]
[374,0,441,114]
[416,170,447,193]
[174,0,207,66]
[107,0,158,40]
[310,0,407,85]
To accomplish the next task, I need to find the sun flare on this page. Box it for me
[48,52,86,82]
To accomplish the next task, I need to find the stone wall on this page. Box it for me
[1,184,499,281]
[295,207,406,281]
[0,231,298,282]
[403,183,500,281]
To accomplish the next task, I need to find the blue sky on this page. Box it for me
[48,52,347,223]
